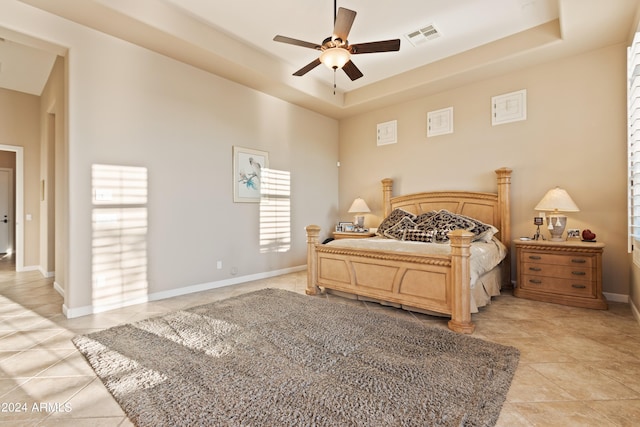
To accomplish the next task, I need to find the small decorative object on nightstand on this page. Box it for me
[514,239,607,309]
[532,217,545,240]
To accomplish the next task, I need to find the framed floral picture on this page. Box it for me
[233,146,269,203]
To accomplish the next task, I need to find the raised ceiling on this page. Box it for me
[3,0,640,118]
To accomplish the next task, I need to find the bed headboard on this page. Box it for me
[381,168,512,245]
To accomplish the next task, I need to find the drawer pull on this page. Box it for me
[528,279,542,284]
[528,267,542,272]
[528,255,542,260]
[571,284,586,289]
[571,271,586,276]
[571,259,587,264]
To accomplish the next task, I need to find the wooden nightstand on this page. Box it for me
[332,231,375,239]
[514,239,607,309]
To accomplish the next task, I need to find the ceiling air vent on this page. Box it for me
[404,24,441,47]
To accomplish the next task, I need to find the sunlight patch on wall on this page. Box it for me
[92,164,148,308]
[260,168,291,253]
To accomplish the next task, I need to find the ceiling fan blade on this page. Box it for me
[333,7,356,41]
[342,60,363,81]
[350,39,401,54]
[273,35,321,50]
[293,58,322,76]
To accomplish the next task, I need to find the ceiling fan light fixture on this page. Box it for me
[320,47,351,70]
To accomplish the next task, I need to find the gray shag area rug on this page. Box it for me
[73,288,519,427]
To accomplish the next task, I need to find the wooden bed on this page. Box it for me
[305,168,512,334]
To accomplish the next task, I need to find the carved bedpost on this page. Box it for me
[448,229,475,334]
[495,168,512,244]
[495,167,512,288]
[381,178,393,218]
[305,225,321,295]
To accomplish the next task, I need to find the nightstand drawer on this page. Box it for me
[521,252,594,268]
[520,274,595,297]
[521,262,593,281]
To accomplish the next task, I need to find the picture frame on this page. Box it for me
[337,221,353,232]
[233,146,269,203]
[567,228,581,240]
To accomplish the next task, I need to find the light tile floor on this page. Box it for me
[0,255,638,426]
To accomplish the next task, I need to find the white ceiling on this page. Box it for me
[2,0,639,117]
[0,37,57,96]
[161,0,558,91]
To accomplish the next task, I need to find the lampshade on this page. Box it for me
[534,187,579,241]
[320,47,351,70]
[348,197,370,229]
[348,198,371,213]
[534,187,580,213]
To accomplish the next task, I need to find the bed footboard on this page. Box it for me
[305,226,475,333]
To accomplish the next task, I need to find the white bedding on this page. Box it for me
[325,236,507,290]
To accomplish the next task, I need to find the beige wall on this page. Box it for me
[0,87,40,267]
[0,1,340,315]
[339,43,628,297]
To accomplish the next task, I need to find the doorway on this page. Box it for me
[0,168,14,254]
[0,146,24,271]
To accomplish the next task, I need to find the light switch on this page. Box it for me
[26,214,32,221]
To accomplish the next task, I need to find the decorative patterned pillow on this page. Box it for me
[414,211,438,226]
[376,208,416,237]
[418,209,498,243]
[404,228,435,243]
[466,217,499,243]
[418,210,478,243]
[383,216,417,240]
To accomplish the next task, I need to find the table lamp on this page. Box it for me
[534,187,580,241]
[348,197,371,230]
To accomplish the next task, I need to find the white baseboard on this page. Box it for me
[63,265,307,319]
[53,281,64,297]
[603,292,629,304]
[631,298,640,326]
[16,265,54,279]
[17,265,39,273]
[38,267,55,278]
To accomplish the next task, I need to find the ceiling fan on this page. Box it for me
[273,3,400,81]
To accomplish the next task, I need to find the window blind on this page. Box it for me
[629,32,640,250]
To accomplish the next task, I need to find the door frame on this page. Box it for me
[0,145,23,271]
[0,168,14,254]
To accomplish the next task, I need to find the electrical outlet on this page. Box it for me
[216,261,222,270]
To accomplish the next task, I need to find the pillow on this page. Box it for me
[418,209,498,243]
[414,210,438,226]
[376,208,416,237]
[404,228,435,243]
[383,216,417,240]
[417,210,477,243]
[467,218,499,243]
